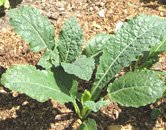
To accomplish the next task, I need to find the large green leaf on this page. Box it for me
[79,118,97,130]
[61,55,95,81]
[91,15,166,100]
[58,17,83,63]
[1,65,77,103]
[8,6,55,52]
[108,70,165,107]
[83,34,113,58]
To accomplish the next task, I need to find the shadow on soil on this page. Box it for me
[93,103,166,130]
[140,0,166,9]
[0,87,165,130]
[9,0,23,8]
[0,66,6,77]
[0,6,5,17]
[0,89,77,130]
[140,0,166,5]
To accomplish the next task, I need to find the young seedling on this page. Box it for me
[1,6,166,129]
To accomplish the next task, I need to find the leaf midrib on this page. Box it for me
[92,22,165,95]
[110,85,153,96]
[21,14,47,49]
[65,24,73,62]
[11,81,62,94]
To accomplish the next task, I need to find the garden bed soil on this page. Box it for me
[0,0,166,130]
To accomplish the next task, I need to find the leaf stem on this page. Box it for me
[72,101,82,119]
[81,107,91,120]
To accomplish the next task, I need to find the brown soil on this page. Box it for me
[0,0,166,130]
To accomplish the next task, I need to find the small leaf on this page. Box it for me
[61,55,95,81]
[58,17,83,63]
[81,90,91,105]
[8,6,55,52]
[79,118,97,130]
[150,108,161,120]
[84,100,110,112]
[1,65,76,104]
[38,49,59,69]
[108,70,165,107]
[83,34,113,58]
[38,51,54,69]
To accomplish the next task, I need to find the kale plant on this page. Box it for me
[1,6,166,129]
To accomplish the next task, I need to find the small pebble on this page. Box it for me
[115,21,124,32]
[98,9,105,18]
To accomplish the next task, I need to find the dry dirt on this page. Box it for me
[0,0,166,130]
